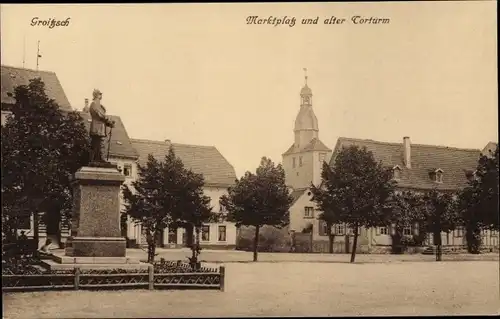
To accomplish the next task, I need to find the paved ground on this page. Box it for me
[3,260,499,317]
[127,248,498,263]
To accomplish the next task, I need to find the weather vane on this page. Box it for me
[303,67,308,85]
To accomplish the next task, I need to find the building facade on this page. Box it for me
[2,64,238,250]
[130,138,238,249]
[283,72,498,253]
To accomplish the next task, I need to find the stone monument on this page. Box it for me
[44,90,147,270]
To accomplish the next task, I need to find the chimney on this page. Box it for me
[83,98,89,112]
[403,136,411,168]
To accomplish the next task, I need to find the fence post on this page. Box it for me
[74,267,80,290]
[148,265,154,290]
[219,265,225,292]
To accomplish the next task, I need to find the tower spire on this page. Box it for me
[303,67,308,85]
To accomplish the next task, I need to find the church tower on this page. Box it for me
[282,69,332,190]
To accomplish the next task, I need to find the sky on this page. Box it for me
[1,2,497,178]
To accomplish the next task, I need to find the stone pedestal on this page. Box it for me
[44,166,149,270]
[64,166,126,257]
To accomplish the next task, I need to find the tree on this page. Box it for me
[310,162,342,253]
[472,146,499,230]
[419,189,460,261]
[312,146,395,263]
[385,190,424,254]
[458,145,499,253]
[122,149,213,264]
[220,157,293,261]
[1,78,91,247]
[458,186,482,254]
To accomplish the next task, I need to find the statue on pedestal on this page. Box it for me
[89,89,115,165]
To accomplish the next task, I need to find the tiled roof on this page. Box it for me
[330,137,481,191]
[130,138,237,187]
[302,138,331,152]
[78,111,138,159]
[283,138,331,155]
[290,188,308,206]
[1,65,71,110]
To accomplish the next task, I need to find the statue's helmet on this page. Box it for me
[92,89,102,99]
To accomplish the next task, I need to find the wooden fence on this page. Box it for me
[2,264,225,293]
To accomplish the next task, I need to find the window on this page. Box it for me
[319,153,326,163]
[218,206,227,221]
[436,172,443,183]
[299,156,303,167]
[403,226,412,236]
[201,225,210,242]
[304,207,314,218]
[319,220,328,236]
[432,169,444,183]
[182,231,187,245]
[378,226,388,235]
[168,227,177,244]
[218,226,227,242]
[491,230,498,237]
[123,164,132,177]
[292,157,296,168]
[347,226,361,235]
[334,224,345,235]
[393,167,402,180]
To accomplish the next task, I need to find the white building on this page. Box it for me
[129,138,238,249]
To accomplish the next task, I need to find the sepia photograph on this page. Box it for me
[1,1,498,317]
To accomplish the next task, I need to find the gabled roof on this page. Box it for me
[290,188,308,206]
[78,111,138,159]
[481,141,498,158]
[1,65,71,110]
[131,138,237,187]
[283,138,331,156]
[330,137,481,191]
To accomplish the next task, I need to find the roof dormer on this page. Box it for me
[392,165,402,180]
[429,168,444,183]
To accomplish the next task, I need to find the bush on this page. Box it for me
[294,233,312,253]
[400,236,416,247]
[235,236,254,251]
[301,223,313,233]
[412,233,426,246]
[465,227,482,254]
[2,256,44,275]
[236,226,290,252]
[151,258,216,273]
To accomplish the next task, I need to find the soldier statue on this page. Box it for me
[89,89,115,164]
